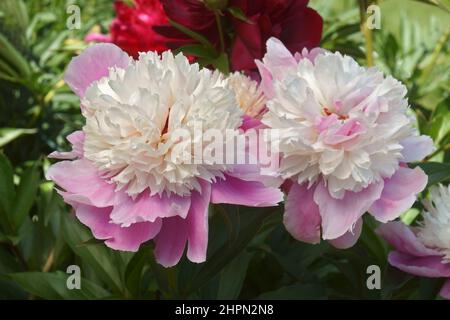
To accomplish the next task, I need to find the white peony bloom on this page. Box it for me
[261,48,421,198]
[419,184,450,262]
[82,51,243,197]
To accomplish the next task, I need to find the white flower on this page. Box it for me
[82,51,243,197]
[227,72,266,117]
[419,184,450,262]
[261,48,420,198]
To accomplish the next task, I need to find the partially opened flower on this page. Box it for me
[377,184,450,299]
[256,37,434,248]
[47,43,283,267]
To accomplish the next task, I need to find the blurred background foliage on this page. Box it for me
[0,0,449,300]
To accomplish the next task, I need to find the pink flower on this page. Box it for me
[256,37,434,249]
[377,185,450,299]
[48,44,283,267]
[86,0,169,58]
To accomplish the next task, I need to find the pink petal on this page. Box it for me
[110,191,191,227]
[154,216,188,268]
[388,251,450,278]
[64,43,130,98]
[48,131,85,160]
[240,115,263,131]
[255,60,274,99]
[85,32,112,43]
[283,183,321,244]
[314,180,384,240]
[186,180,211,263]
[400,135,434,162]
[369,166,428,223]
[211,174,283,207]
[328,218,363,249]
[440,279,450,300]
[263,37,297,72]
[376,221,441,257]
[46,159,124,207]
[75,204,161,252]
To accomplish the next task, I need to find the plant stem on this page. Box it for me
[424,142,450,161]
[215,11,225,53]
[359,0,374,67]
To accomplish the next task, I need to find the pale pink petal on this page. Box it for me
[154,216,188,268]
[255,60,274,99]
[369,166,427,223]
[400,135,434,162]
[64,43,130,98]
[376,221,441,257]
[75,204,161,252]
[283,183,321,244]
[263,37,297,71]
[110,191,191,227]
[211,174,283,207]
[328,218,363,249]
[186,180,211,263]
[314,180,384,240]
[46,159,124,207]
[294,47,326,63]
[439,279,450,300]
[48,131,85,160]
[388,251,450,278]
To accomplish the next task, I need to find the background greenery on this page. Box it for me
[0,0,449,300]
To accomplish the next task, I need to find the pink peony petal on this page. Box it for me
[48,131,85,160]
[400,135,434,162]
[75,204,161,252]
[255,60,274,99]
[388,251,450,278]
[186,180,211,263]
[376,221,441,257]
[64,43,130,98]
[46,159,124,207]
[154,216,188,267]
[314,180,384,240]
[439,279,450,300]
[110,191,191,227]
[369,166,428,223]
[328,218,363,249]
[283,182,321,244]
[211,174,283,207]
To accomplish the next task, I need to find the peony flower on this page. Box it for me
[256,37,434,248]
[230,0,323,72]
[86,0,169,58]
[377,184,450,299]
[47,43,283,267]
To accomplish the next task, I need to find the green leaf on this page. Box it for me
[9,271,110,300]
[169,19,215,49]
[174,44,217,59]
[0,33,31,80]
[217,251,252,299]
[210,52,230,74]
[258,283,327,300]
[227,6,253,23]
[415,162,450,186]
[12,160,40,228]
[0,152,14,219]
[62,214,124,294]
[400,208,421,225]
[0,128,37,148]
[124,247,151,298]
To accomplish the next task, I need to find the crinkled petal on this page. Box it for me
[370,166,427,223]
[328,218,363,249]
[154,216,188,267]
[211,174,283,207]
[283,182,321,244]
[186,180,211,263]
[110,191,191,227]
[376,221,441,257]
[46,159,124,207]
[400,135,434,162]
[75,204,161,252]
[388,251,450,278]
[49,131,85,160]
[314,180,384,240]
[64,43,130,98]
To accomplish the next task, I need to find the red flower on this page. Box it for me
[230,0,323,71]
[110,0,169,58]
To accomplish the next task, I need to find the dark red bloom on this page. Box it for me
[110,0,169,58]
[230,0,323,71]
